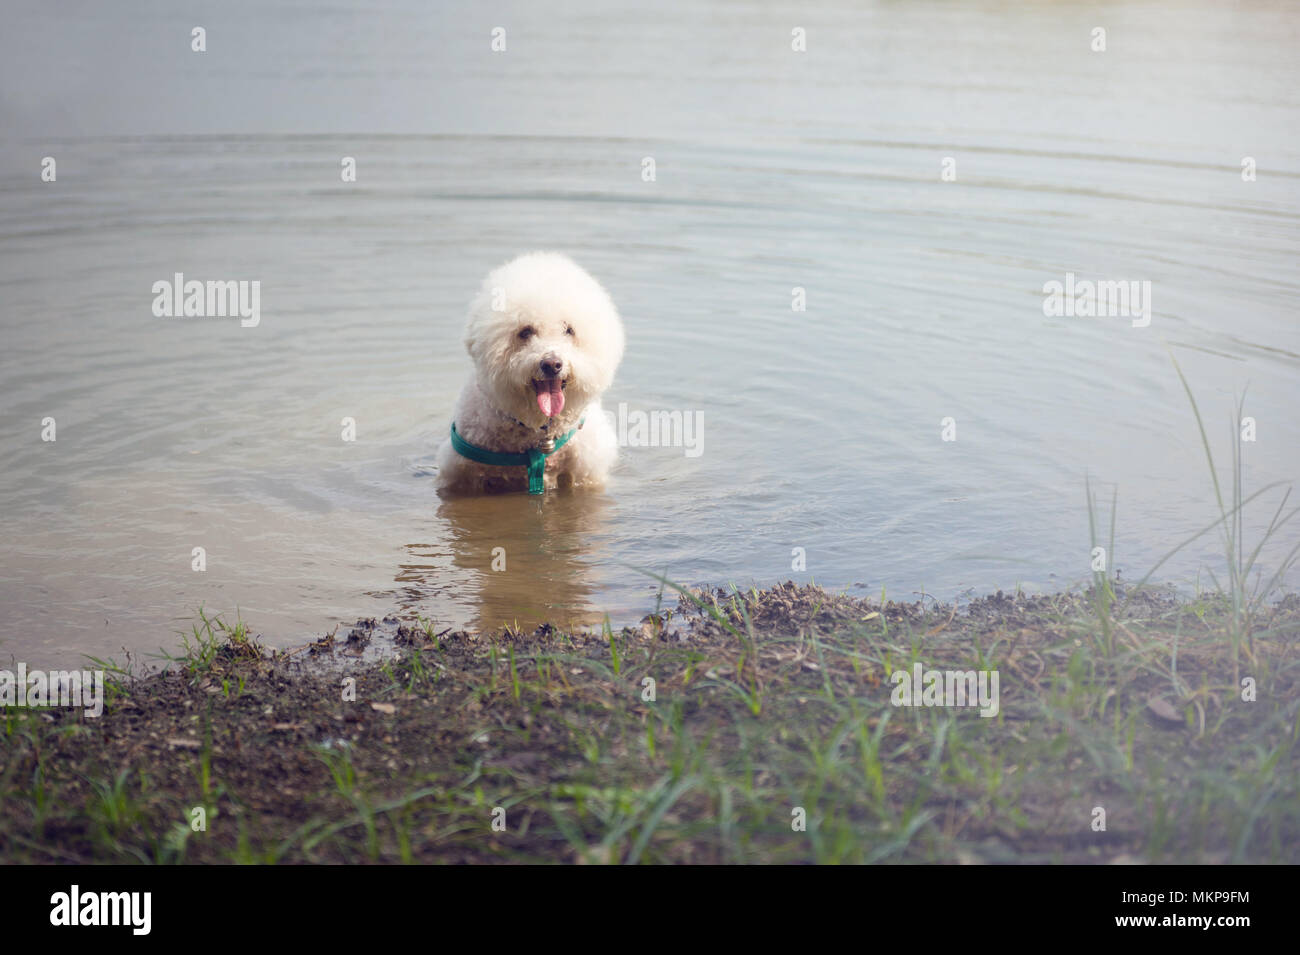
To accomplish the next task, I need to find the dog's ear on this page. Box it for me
[462,284,493,360]
[462,324,496,371]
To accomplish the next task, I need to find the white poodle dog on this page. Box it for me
[435,252,625,495]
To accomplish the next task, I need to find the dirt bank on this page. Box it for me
[2,583,1297,863]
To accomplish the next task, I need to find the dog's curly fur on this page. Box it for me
[436,252,625,494]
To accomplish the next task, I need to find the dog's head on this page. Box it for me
[463,252,624,429]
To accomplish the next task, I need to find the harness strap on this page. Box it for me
[449,419,584,494]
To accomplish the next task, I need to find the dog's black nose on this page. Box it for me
[540,357,564,378]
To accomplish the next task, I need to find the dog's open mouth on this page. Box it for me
[532,378,567,417]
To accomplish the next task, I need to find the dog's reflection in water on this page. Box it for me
[398,491,614,634]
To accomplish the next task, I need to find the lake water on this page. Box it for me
[2,0,1298,666]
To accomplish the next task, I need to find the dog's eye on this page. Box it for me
[517,326,536,341]
[564,325,575,336]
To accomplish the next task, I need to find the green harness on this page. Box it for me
[449,419,584,494]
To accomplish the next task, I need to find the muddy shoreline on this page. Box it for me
[3,582,1297,864]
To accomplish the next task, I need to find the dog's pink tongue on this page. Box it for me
[536,379,564,417]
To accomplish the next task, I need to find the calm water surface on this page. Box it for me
[2,1,1298,664]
